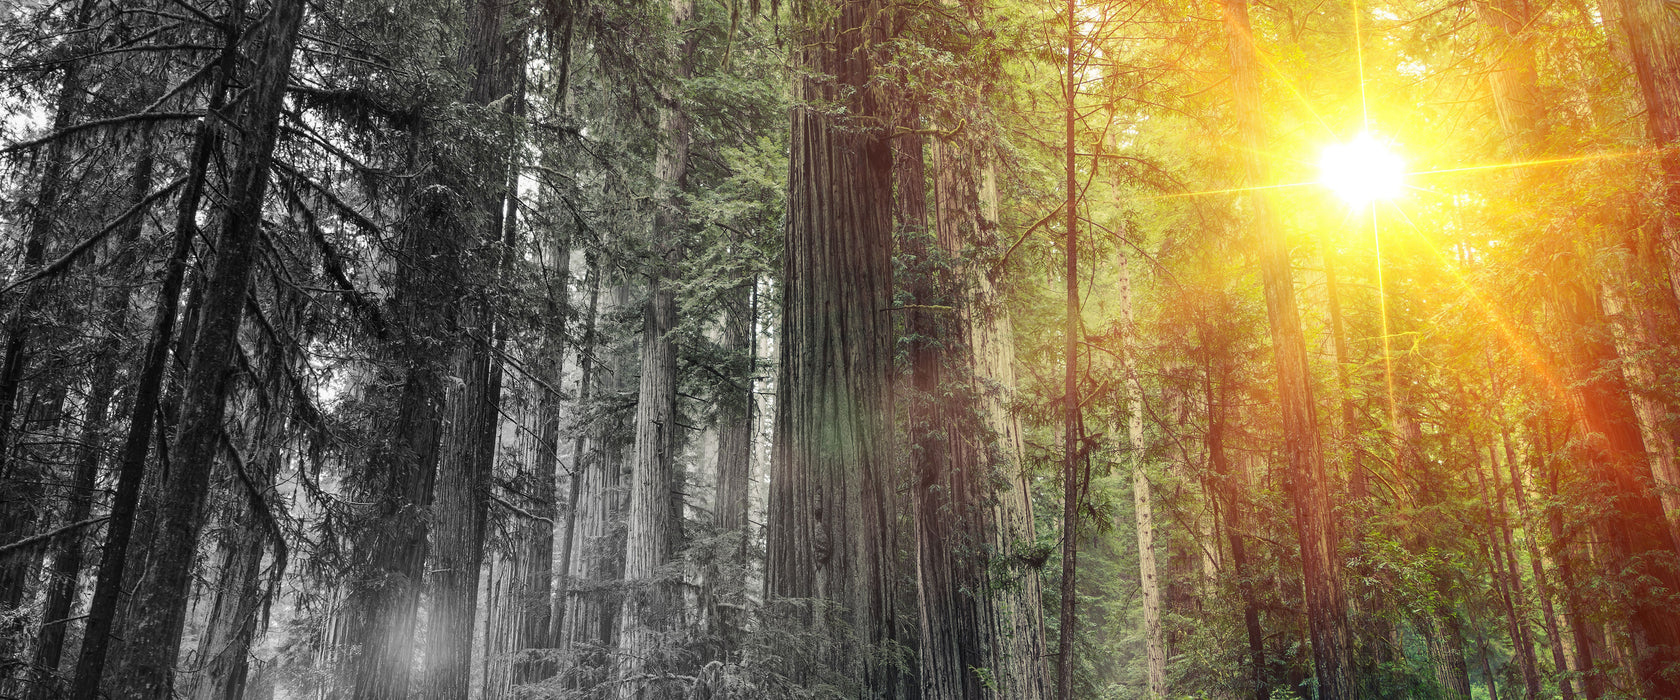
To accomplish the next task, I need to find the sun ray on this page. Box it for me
[1351,0,1369,131]
[1148,147,1663,203]
[1370,206,1402,450]
[1138,180,1320,201]
[1380,199,1573,402]
[1410,149,1663,177]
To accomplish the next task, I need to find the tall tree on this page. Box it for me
[422,0,525,693]
[1116,248,1164,698]
[562,283,635,692]
[1219,0,1355,695]
[764,0,902,690]
[109,1,306,695]
[1054,0,1083,694]
[68,4,247,693]
[1477,0,1680,688]
[615,0,695,693]
[1612,0,1680,304]
[24,133,155,700]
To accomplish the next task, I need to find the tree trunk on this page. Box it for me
[1552,281,1680,697]
[1424,610,1475,700]
[190,280,302,700]
[1221,0,1353,695]
[420,0,523,695]
[1055,0,1082,695]
[1502,429,1577,700]
[0,5,97,662]
[1322,244,1364,501]
[69,9,244,689]
[902,125,1047,699]
[186,495,267,700]
[25,136,154,700]
[562,283,635,694]
[1475,0,1544,143]
[515,158,574,695]
[340,88,480,700]
[554,254,602,650]
[1324,241,1402,697]
[421,220,501,700]
[109,2,305,696]
[343,206,450,700]
[710,278,754,658]
[1538,421,1606,699]
[1211,402,1266,700]
[1116,249,1164,698]
[514,25,580,681]
[973,160,1049,700]
[1612,0,1680,303]
[0,0,94,488]
[763,0,900,688]
[1482,441,1542,699]
[615,3,693,690]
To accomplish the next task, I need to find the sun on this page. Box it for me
[1319,132,1406,207]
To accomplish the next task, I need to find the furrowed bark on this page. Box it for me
[709,278,754,657]
[615,0,695,693]
[343,180,453,700]
[554,254,602,649]
[764,0,901,687]
[562,284,634,693]
[1612,0,1680,304]
[903,121,1046,698]
[1552,282,1680,697]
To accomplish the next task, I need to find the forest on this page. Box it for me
[0,0,1678,695]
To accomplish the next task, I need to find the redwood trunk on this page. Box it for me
[1612,0,1680,304]
[763,0,900,687]
[615,2,695,694]
[1221,0,1353,695]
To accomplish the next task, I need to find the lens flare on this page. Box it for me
[1319,133,1405,207]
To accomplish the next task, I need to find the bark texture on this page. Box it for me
[1117,250,1164,698]
[764,0,901,688]
[902,131,1047,700]
[422,0,523,694]
[709,280,754,656]
[562,284,634,693]
[615,1,693,688]
[1612,0,1680,303]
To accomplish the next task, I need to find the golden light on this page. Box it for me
[1318,132,1406,207]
